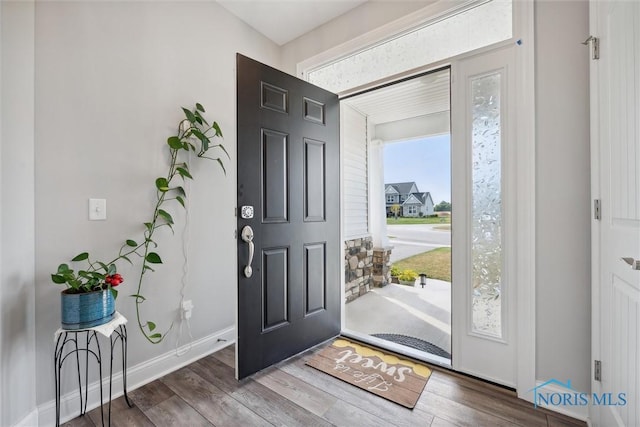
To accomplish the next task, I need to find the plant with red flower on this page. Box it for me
[51,104,226,344]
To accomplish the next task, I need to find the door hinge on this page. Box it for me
[582,36,599,60]
[595,360,602,381]
[594,199,601,220]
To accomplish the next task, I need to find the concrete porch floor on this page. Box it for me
[344,279,452,354]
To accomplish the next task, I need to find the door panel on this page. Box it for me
[592,2,640,425]
[451,45,516,386]
[236,54,340,379]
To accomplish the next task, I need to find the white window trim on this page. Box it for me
[306,0,535,398]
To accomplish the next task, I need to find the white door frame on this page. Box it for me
[298,0,536,398]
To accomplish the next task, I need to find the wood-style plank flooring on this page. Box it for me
[64,343,586,427]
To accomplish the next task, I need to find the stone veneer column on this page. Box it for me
[372,246,393,288]
[344,237,374,303]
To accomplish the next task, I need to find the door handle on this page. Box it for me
[241,226,254,278]
[621,257,640,270]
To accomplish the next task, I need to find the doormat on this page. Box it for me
[371,333,451,359]
[306,338,432,409]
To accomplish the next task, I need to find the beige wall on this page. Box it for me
[534,0,591,393]
[1,1,37,425]
[32,1,280,420]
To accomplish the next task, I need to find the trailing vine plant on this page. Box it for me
[51,104,226,343]
[125,103,227,343]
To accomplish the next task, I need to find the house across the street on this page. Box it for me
[385,182,435,217]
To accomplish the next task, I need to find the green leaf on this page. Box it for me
[182,107,197,123]
[175,186,186,197]
[126,239,138,247]
[212,121,223,137]
[51,274,67,284]
[188,143,197,151]
[147,321,156,332]
[57,263,71,273]
[149,333,162,339]
[72,252,89,262]
[144,222,153,232]
[194,116,203,125]
[176,167,193,179]
[216,158,227,175]
[146,252,163,264]
[155,177,169,192]
[176,196,185,208]
[130,293,146,302]
[121,255,133,265]
[97,262,108,271]
[110,288,118,300]
[191,129,210,153]
[194,110,209,126]
[167,136,183,149]
[157,209,174,224]
[195,103,205,112]
[143,265,155,272]
[107,264,116,275]
[217,143,230,159]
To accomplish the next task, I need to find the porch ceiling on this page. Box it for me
[343,68,450,126]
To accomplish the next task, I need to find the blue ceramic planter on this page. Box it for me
[61,288,115,330]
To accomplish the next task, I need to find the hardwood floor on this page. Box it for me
[64,344,586,427]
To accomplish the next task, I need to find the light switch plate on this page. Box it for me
[89,198,107,220]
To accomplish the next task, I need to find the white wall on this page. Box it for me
[0,1,38,425]
[33,0,280,418]
[535,0,591,394]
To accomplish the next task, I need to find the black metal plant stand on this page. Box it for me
[54,313,133,426]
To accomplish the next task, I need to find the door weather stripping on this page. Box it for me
[594,199,601,220]
[595,360,602,381]
[582,36,599,60]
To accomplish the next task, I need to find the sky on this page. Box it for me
[383,134,451,204]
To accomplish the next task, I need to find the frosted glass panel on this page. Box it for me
[308,0,512,93]
[471,72,502,338]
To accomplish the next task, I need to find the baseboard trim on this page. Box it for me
[532,380,589,421]
[37,325,235,426]
[14,408,39,427]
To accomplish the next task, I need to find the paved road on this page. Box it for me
[387,224,451,262]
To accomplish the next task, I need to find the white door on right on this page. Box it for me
[591,1,640,426]
[451,44,517,387]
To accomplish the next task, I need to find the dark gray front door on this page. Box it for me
[236,54,340,379]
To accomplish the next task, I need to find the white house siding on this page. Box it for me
[342,104,369,238]
[422,194,435,216]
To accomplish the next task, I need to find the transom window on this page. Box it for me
[306,0,512,93]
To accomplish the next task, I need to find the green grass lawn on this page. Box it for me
[386,216,451,225]
[392,247,451,282]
